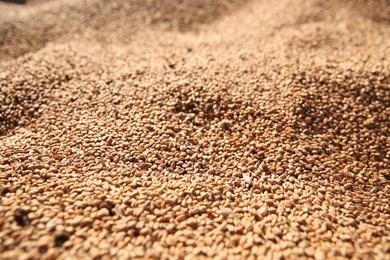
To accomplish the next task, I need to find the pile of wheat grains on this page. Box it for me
[0,0,389,259]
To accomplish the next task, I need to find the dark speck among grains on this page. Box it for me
[13,209,28,227]
[0,186,11,196]
[220,122,230,131]
[54,234,69,247]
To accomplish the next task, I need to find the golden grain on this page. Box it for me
[0,0,389,258]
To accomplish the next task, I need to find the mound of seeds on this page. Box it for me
[0,0,389,259]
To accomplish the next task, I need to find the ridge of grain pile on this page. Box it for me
[0,0,389,259]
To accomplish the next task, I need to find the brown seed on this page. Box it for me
[0,1,388,258]
[259,206,268,217]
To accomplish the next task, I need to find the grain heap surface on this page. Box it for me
[0,0,389,259]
